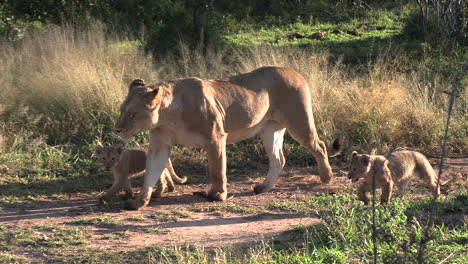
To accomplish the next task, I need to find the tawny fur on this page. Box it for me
[348,151,441,204]
[115,66,342,210]
[95,145,187,206]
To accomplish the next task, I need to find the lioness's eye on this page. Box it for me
[102,158,106,161]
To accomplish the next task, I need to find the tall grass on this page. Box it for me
[0,24,156,144]
[0,24,465,156]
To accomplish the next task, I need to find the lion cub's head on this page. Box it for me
[115,79,163,141]
[348,151,371,182]
[95,145,123,171]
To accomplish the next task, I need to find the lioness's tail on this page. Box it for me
[166,158,188,184]
[328,136,344,158]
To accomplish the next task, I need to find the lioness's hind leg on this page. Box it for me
[287,130,333,184]
[254,121,286,194]
[278,92,334,183]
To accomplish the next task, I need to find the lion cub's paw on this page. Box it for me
[98,196,110,207]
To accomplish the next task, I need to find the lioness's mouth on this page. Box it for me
[352,178,359,182]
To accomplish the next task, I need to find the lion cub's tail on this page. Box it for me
[327,136,345,158]
[171,173,188,184]
[166,159,188,184]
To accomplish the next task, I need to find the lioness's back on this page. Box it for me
[227,66,308,93]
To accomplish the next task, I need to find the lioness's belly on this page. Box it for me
[226,119,269,144]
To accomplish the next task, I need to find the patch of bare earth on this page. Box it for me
[0,157,466,258]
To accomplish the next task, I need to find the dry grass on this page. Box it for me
[0,24,464,155]
[0,24,156,143]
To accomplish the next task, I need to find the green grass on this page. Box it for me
[0,4,466,263]
[152,209,193,222]
[191,201,259,216]
[102,230,132,240]
[72,215,124,228]
[6,192,463,264]
[0,223,89,260]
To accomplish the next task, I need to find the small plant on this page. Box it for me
[72,215,124,228]
[102,230,132,240]
[36,224,89,248]
[128,214,148,222]
[152,210,193,222]
[191,202,257,216]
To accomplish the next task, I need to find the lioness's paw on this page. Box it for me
[319,171,333,184]
[193,191,208,198]
[253,184,272,194]
[123,193,134,201]
[207,191,227,201]
[124,199,147,210]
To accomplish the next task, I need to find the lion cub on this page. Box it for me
[95,145,187,206]
[348,151,440,204]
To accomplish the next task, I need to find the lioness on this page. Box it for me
[348,151,440,204]
[95,145,187,206]
[115,66,342,210]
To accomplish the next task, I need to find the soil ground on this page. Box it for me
[1,157,466,256]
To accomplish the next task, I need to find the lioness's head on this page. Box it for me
[348,151,371,182]
[115,79,162,141]
[95,145,123,171]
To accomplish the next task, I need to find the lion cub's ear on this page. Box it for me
[360,155,370,165]
[352,151,358,157]
[115,144,124,155]
[129,79,145,90]
[95,145,103,154]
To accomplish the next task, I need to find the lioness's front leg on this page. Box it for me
[206,137,228,201]
[125,142,170,210]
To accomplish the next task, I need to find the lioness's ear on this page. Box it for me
[145,87,160,104]
[129,79,145,90]
[361,155,370,165]
[115,144,123,155]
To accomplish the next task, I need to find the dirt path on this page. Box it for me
[1,157,466,254]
